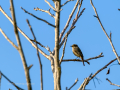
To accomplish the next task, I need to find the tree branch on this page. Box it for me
[78,57,119,90]
[66,78,78,90]
[21,7,55,28]
[26,19,43,90]
[59,8,85,51]
[59,0,80,43]
[44,0,56,11]
[61,52,103,64]
[59,34,68,64]
[10,0,32,90]
[0,28,18,50]
[30,39,53,55]
[0,6,50,60]
[106,78,120,87]
[61,0,75,7]
[90,0,120,64]
[34,7,55,18]
[1,71,24,90]
[52,8,85,55]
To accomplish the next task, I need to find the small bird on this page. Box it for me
[71,44,85,66]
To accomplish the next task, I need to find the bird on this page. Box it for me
[71,44,85,66]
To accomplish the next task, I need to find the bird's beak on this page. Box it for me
[70,45,72,47]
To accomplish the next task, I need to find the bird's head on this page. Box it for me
[71,44,78,47]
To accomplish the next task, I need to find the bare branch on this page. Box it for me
[90,57,119,80]
[28,64,33,70]
[0,28,18,50]
[44,0,56,11]
[52,8,85,55]
[110,31,112,41]
[10,0,32,90]
[21,7,55,28]
[85,52,103,61]
[67,78,78,90]
[34,7,55,18]
[0,6,50,60]
[1,71,24,90]
[76,0,83,19]
[78,57,119,89]
[90,0,120,64]
[26,19,43,90]
[30,39,53,55]
[59,34,68,64]
[61,0,75,7]
[106,78,120,87]
[59,8,85,49]
[78,74,92,90]
[59,0,80,43]
[61,52,103,64]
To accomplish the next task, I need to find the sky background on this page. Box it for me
[0,0,120,90]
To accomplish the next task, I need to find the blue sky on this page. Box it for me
[0,0,120,90]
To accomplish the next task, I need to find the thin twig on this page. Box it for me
[67,78,78,90]
[59,34,68,64]
[59,0,80,43]
[78,57,119,90]
[61,0,75,7]
[10,1,32,90]
[90,0,120,64]
[75,0,83,20]
[90,57,119,80]
[44,0,56,11]
[21,7,55,28]
[34,7,55,18]
[0,6,50,60]
[0,28,18,50]
[26,19,43,90]
[61,52,103,64]
[59,8,85,50]
[1,71,24,90]
[52,8,85,55]
[106,78,120,87]
[10,0,32,90]
[78,56,119,90]
[78,74,92,90]
[30,39,53,54]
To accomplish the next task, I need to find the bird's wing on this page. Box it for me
[74,48,83,57]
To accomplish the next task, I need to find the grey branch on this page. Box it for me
[21,7,55,28]
[59,0,80,43]
[106,78,120,87]
[76,0,83,19]
[61,0,75,7]
[78,74,92,90]
[59,8,85,51]
[61,52,103,64]
[26,19,43,90]
[0,28,18,50]
[34,7,55,18]
[30,39,53,55]
[1,71,24,90]
[90,0,120,64]
[78,57,119,89]
[44,0,56,11]
[59,34,68,64]
[10,0,32,90]
[67,78,78,90]
[0,6,50,60]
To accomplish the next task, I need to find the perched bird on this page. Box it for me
[71,44,85,66]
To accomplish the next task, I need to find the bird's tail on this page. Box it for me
[81,56,85,66]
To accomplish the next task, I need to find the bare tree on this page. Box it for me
[0,0,120,90]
